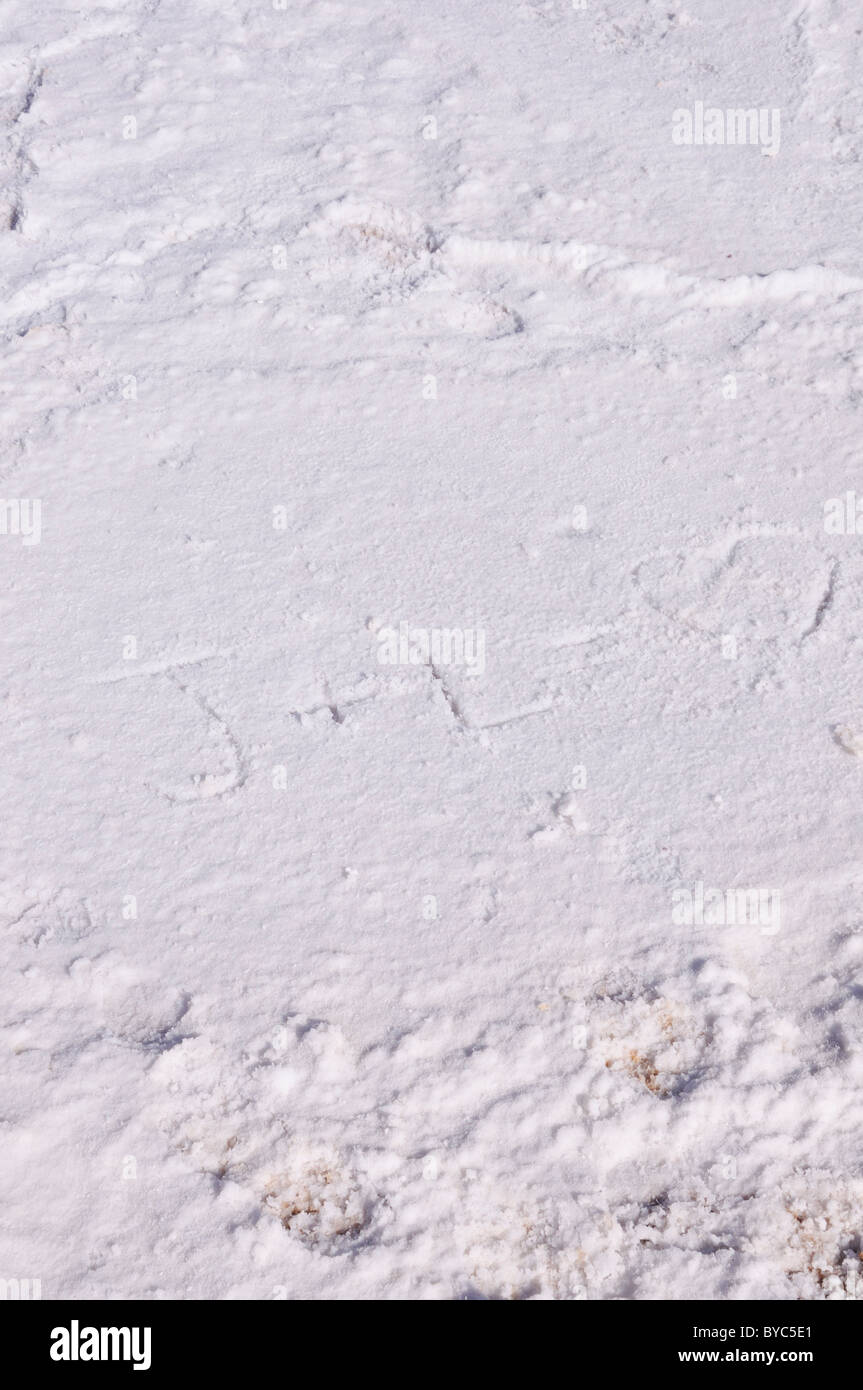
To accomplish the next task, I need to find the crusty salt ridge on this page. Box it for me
[1,0,863,1300]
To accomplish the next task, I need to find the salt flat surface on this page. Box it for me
[2,0,863,1299]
